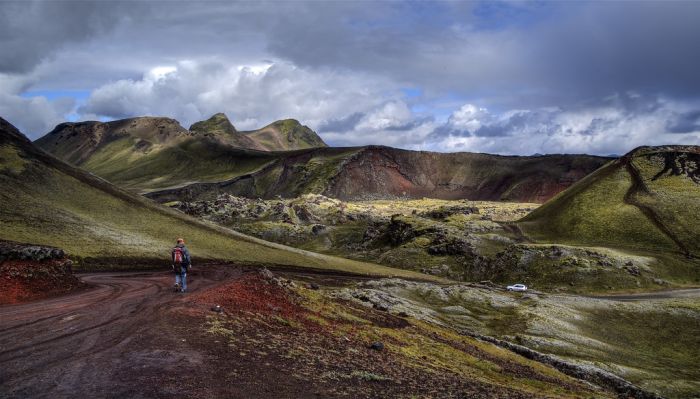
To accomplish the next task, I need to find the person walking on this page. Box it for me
[171,238,191,293]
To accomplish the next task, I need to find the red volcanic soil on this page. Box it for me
[0,259,84,304]
[193,271,305,319]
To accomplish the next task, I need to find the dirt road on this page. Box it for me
[0,268,241,399]
[588,287,700,301]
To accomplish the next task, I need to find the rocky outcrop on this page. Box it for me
[0,240,83,304]
[0,239,66,262]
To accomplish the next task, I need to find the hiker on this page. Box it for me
[171,238,192,293]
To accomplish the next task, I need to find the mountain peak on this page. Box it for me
[189,113,236,135]
[0,117,31,145]
[248,118,327,150]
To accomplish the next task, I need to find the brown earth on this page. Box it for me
[0,266,613,398]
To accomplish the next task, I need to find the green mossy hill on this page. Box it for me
[189,113,266,151]
[0,117,433,279]
[242,118,328,151]
[190,113,237,135]
[188,113,327,151]
[519,145,700,256]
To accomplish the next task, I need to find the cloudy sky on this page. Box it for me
[1,0,699,155]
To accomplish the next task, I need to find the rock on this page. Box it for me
[0,240,66,262]
[258,268,275,281]
[421,205,479,220]
[308,282,320,290]
[387,216,419,245]
[374,303,389,312]
[311,224,326,235]
[369,341,384,351]
[427,234,473,256]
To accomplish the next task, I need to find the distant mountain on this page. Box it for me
[189,113,326,151]
[189,113,264,150]
[519,145,700,257]
[146,145,610,204]
[1,116,417,277]
[240,118,328,151]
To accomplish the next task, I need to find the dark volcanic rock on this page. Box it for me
[427,234,473,256]
[421,205,480,220]
[0,240,65,262]
[369,341,384,351]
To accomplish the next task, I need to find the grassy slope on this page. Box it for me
[518,160,677,251]
[0,119,433,279]
[630,149,700,254]
[518,147,700,286]
[82,137,280,192]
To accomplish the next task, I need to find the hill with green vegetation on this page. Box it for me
[189,113,327,151]
[519,146,700,255]
[240,118,328,151]
[518,145,700,287]
[189,112,265,150]
[0,116,429,278]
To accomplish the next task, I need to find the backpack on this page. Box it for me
[172,247,186,273]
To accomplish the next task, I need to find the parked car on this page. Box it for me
[507,283,528,292]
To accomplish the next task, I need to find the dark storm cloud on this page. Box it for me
[384,116,434,132]
[318,112,365,133]
[0,1,146,73]
[667,110,700,134]
[265,1,700,107]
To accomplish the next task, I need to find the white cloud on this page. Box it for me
[79,61,398,133]
[445,104,491,133]
[427,96,700,155]
[0,73,76,138]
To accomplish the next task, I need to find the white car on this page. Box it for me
[507,283,528,292]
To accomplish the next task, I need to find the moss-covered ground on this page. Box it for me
[194,271,613,398]
[337,278,700,398]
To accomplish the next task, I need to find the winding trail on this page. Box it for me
[588,287,700,301]
[0,268,239,399]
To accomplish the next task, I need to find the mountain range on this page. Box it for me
[35,114,610,203]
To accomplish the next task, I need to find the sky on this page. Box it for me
[1,0,700,155]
